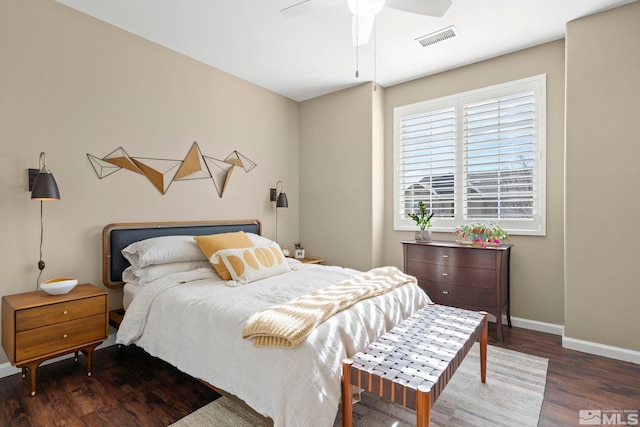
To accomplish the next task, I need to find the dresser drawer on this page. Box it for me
[15,314,106,362]
[15,296,106,332]
[420,281,496,313]
[407,261,496,290]
[405,244,495,269]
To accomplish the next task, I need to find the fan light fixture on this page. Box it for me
[280,0,453,47]
[348,0,385,46]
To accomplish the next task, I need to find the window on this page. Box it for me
[394,75,546,235]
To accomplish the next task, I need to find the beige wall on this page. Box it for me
[299,82,384,271]
[565,1,640,351]
[0,0,299,364]
[383,41,567,326]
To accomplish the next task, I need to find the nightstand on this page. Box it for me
[1,283,108,396]
[296,257,325,264]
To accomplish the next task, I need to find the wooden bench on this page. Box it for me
[341,303,488,427]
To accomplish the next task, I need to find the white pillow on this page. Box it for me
[215,242,290,285]
[245,232,276,247]
[122,260,212,285]
[122,235,207,268]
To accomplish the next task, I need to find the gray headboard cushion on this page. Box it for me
[102,220,261,288]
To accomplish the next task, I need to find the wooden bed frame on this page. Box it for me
[102,219,262,289]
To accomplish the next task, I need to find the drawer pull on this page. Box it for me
[63,310,68,315]
[442,290,449,295]
[442,272,448,276]
[442,254,449,258]
[63,334,68,339]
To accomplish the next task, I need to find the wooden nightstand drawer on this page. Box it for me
[407,261,497,290]
[421,281,495,312]
[16,296,106,332]
[15,314,106,362]
[405,243,495,269]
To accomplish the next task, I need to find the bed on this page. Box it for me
[103,220,430,427]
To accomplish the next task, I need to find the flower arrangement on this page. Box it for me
[454,221,509,248]
[407,201,434,231]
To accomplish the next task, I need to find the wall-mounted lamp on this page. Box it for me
[270,180,288,244]
[270,180,288,207]
[29,152,60,288]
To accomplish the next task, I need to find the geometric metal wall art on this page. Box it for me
[87,142,257,197]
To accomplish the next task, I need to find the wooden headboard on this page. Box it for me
[102,220,262,289]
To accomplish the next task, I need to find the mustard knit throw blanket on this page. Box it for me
[242,266,417,348]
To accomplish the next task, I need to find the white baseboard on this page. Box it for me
[501,316,640,364]
[508,316,564,336]
[563,335,640,365]
[485,314,564,336]
[0,331,117,380]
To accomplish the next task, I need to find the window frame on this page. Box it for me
[393,74,546,236]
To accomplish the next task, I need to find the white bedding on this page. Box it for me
[116,262,429,427]
[122,282,142,311]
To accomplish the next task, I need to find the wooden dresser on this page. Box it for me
[402,240,512,340]
[2,283,108,395]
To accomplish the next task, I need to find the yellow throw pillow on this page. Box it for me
[216,243,290,285]
[193,231,255,280]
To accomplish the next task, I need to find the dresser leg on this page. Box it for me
[81,343,100,377]
[20,361,43,396]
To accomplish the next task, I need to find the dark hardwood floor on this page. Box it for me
[0,345,220,427]
[0,323,638,426]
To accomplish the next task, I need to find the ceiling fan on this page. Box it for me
[281,0,452,46]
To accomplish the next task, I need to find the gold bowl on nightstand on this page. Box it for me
[40,277,78,295]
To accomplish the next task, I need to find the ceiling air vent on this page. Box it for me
[415,25,458,48]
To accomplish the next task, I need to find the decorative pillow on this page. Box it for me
[122,260,212,285]
[193,231,255,280]
[216,242,290,285]
[122,235,207,269]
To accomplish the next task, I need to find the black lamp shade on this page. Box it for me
[276,191,288,208]
[31,172,60,201]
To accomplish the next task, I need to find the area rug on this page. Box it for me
[170,343,548,427]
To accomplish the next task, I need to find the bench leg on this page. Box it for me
[342,359,353,427]
[480,311,488,383]
[416,384,431,427]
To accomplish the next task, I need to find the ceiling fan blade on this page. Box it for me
[352,14,375,46]
[385,0,452,17]
[280,0,342,17]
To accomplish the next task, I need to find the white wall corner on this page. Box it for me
[563,335,640,365]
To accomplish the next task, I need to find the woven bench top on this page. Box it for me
[347,303,486,409]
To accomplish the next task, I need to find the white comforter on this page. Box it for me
[116,262,429,427]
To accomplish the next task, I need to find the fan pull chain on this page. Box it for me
[355,0,359,78]
[373,16,377,90]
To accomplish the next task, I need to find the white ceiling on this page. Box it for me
[56,0,635,102]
